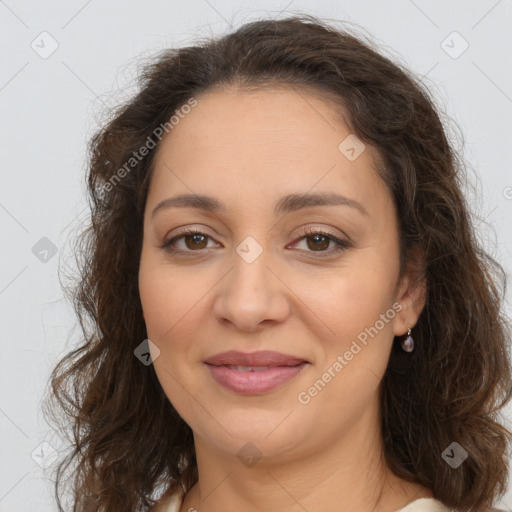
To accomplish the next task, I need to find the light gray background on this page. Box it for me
[1,1,511,510]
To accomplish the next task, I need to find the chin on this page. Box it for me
[191,411,305,460]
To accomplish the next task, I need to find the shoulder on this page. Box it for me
[396,498,507,512]
[151,490,185,512]
[396,498,453,511]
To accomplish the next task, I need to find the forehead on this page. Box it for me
[148,87,391,218]
[159,86,352,156]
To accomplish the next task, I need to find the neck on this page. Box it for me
[179,402,430,512]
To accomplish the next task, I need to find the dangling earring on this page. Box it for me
[401,327,414,352]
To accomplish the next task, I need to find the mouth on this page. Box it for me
[222,365,282,372]
[203,350,308,367]
[203,351,309,395]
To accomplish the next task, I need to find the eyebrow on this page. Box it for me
[151,191,369,219]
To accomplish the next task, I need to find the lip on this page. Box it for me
[204,350,309,395]
[204,350,308,367]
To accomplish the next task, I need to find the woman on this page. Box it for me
[46,14,512,512]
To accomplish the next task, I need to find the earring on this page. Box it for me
[401,327,414,352]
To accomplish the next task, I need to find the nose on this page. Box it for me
[211,247,291,333]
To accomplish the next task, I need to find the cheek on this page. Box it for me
[343,266,396,327]
[138,258,202,408]
[138,254,215,396]
[296,266,397,425]
[296,258,398,342]
[139,256,200,340]
[298,255,400,407]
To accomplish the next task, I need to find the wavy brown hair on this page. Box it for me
[44,14,512,511]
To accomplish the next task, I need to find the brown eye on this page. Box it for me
[162,228,351,258]
[306,233,331,251]
[183,233,208,250]
[162,229,217,253]
[289,228,352,257]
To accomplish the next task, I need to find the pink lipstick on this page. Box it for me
[204,350,309,395]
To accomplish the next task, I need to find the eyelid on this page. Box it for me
[162,223,349,243]
[161,227,219,250]
[161,224,217,243]
[161,225,352,257]
[287,227,352,257]
[298,226,352,245]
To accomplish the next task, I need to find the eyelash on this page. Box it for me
[161,227,352,258]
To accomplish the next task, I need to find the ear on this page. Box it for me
[392,245,427,337]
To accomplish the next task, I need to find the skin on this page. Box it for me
[139,86,429,512]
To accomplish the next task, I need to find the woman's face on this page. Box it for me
[139,87,418,464]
